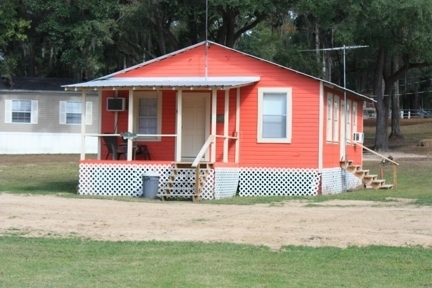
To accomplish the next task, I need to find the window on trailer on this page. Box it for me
[59,101,93,125]
[4,99,38,124]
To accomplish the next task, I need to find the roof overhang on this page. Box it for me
[323,83,375,103]
[63,76,260,90]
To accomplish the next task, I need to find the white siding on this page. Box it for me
[0,132,98,154]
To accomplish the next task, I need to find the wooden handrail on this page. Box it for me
[192,134,215,167]
[347,139,399,166]
[348,139,398,188]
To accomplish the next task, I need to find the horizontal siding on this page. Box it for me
[0,92,99,134]
[115,46,207,77]
[322,87,364,168]
[105,45,340,168]
[100,90,177,161]
[0,132,97,154]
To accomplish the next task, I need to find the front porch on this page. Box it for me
[67,77,255,200]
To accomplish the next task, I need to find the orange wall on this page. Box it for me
[99,43,353,169]
[101,90,176,161]
[322,87,364,167]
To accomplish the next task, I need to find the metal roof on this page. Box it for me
[63,76,260,90]
[62,41,374,102]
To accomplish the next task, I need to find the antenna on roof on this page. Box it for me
[205,0,208,80]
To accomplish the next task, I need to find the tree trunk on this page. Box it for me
[373,47,389,152]
[390,57,403,138]
[28,45,36,77]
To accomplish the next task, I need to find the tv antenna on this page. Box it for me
[302,45,368,191]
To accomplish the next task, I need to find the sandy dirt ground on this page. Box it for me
[1,194,431,249]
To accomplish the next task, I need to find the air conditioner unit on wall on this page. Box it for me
[353,132,364,143]
[107,97,126,111]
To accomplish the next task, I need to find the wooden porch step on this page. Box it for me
[355,169,369,179]
[340,160,352,169]
[173,162,212,169]
[371,179,386,189]
[346,165,361,172]
[342,159,395,191]
[161,187,196,191]
[362,174,377,185]
[157,193,200,202]
[162,161,213,202]
[380,184,393,189]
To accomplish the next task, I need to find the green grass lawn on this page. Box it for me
[1,154,432,205]
[1,132,432,287]
[1,236,431,288]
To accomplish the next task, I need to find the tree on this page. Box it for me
[349,0,432,151]
[0,0,30,80]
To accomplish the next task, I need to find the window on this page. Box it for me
[135,91,162,141]
[333,95,339,142]
[346,100,351,142]
[326,93,333,142]
[59,101,92,125]
[257,88,292,143]
[4,99,38,124]
[352,102,357,134]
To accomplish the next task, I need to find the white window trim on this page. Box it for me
[346,100,352,143]
[333,95,339,143]
[5,99,38,124]
[257,87,292,143]
[59,101,93,125]
[326,93,333,142]
[352,102,358,134]
[134,91,162,141]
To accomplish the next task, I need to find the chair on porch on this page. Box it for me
[118,138,151,160]
[137,145,151,160]
[102,135,126,160]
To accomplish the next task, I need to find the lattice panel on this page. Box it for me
[214,168,239,200]
[321,168,363,195]
[79,163,172,197]
[346,171,362,190]
[164,167,215,200]
[239,168,320,197]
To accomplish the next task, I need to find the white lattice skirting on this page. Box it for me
[78,163,360,199]
[239,168,321,197]
[321,168,363,195]
[214,167,240,200]
[78,163,216,200]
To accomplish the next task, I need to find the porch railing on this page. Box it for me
[83,133,177,160]
[192,134,215,167]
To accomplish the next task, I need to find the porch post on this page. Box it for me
[211,88,217,162]
[223,89,229,162]
[318,82,324,170]
[97,89,102,160]
[80,89,87,160]
[127,89,134,161]
[235,87,240,163]
[175,89,182,162]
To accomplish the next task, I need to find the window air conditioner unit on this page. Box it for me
[107,97,126,111]
[353,132,364,143]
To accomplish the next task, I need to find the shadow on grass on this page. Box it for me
[5,180,78,195]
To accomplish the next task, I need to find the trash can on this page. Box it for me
[142,171,160,199]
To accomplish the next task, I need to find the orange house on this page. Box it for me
[64,41,373,199]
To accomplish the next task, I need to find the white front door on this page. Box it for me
[181,93,209,161]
